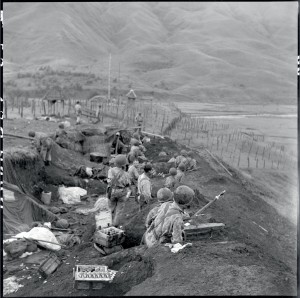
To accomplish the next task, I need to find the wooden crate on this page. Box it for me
[94,227,125,248]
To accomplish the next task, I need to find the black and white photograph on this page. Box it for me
[2,1,298,296]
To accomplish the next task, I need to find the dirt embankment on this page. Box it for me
[4,120,297,296]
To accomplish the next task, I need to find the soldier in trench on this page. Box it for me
[28,131,54,166]
[143,185,195,248]
[107,154,131,227]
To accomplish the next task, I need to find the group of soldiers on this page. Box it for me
[28,115,198,248]
[107,130,197,248]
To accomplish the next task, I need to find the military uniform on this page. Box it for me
[128,164,139,198]
[144,201,185,247]
[175,155,188,167]
[33,132,53,163]
[175,169,185,183]
[137,173,152,209]
[164,176,176,191]
[186,157,197,170]
[107,167,131,227]
[145,201,172,228]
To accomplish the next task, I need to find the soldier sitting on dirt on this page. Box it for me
[185,151,197,170]
[164,168,178,191]
[137,164,153,211]
[28,131,54,166]
[107,154,131,228]
[167,153,178,164]
[143,185,195,248]
[55,123,67,139]
[175,163,186,183]
[130,132,142,146]
[145,188,173,228]
[175,150,188,167]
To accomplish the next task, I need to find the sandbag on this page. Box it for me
[58,185,87,205]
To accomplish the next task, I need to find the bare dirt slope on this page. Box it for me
[3,118,297,296]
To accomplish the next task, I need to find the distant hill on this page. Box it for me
[3,2,297,104]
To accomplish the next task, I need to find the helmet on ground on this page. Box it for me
[174,185,195,206]
[28,131,36,138]
[178,163,186,171]
[132,139,140,146]
[157,188,173,203]
[56,219,69,229]
[109,158,115,166]
[169,168,177,176]
[159,151,167,157]
[188,151,193,157]
[180,150,187,157]
[143,164,152,172]
[133,132,140,139]
[115,155,127,167]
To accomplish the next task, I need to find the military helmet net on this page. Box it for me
[178,162,186,171]
[169,167,177,176]
[157,187,173,203]
[114,155,127,167]
[174,185,195,206]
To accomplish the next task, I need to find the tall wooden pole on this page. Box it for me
[108,53,111,103]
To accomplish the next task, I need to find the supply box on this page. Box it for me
[73,264,117,290]
[94,227,125,248]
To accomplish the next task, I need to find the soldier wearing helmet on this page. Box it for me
[186,151,197,170]
[111,132,126,154]
[107,154,131,227]
[28,131,54,166]
[127,158,140,200]
[164,167,177,191]
[144,185,195,248]
[175,150,188,167]
[130,132,142,146]
[145,188,173,228]
[175,162,186,183]
[137,163,153,211]
[167,153,178,164]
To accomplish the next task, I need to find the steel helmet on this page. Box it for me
[157,188,173,203]
[188,151,193,157]
[114,155,128,167]
[143,164,152,172]
[109,158,115,166]
[178,162,186,171]
[180,150,187,157]
[132,139,140,146]
[133,132,140,139]
[159,151,167,157]
[128,154,135,164]
[28,131,36,138]
[169,168,177,176]
[174,185,195,206]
